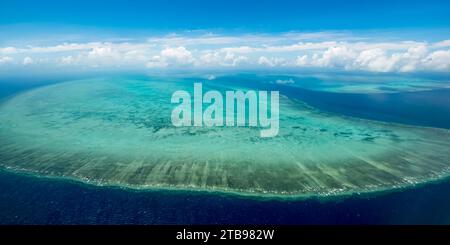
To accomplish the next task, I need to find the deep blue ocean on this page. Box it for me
[0,75,449,224]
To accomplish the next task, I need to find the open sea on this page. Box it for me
[0,74,449,224]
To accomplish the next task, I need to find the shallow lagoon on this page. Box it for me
[0,76,448,197]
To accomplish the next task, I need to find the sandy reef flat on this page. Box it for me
[0,77,449,197]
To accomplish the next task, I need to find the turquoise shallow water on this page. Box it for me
[0,74,449,224]
[0,76,448,197]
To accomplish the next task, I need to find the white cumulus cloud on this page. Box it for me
[1,32,450,73]
[23,57,34,65]
[0,56,14,65]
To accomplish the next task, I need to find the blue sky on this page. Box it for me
[1,0,450,31]
[0,0,450,74]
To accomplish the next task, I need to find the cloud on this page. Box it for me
[433,40,450,48]
[258,56,286,67]
[310,46,357,69]
[161,46,193,63]
[146,46,195,68]
[23,57,34,65]
[224,52,248,66]
[221,46,258,53]
[296,55,308,66]
[422,50,450,71]
[88,46,117,58]
[258,56,273,66]
[0,47,19,54]
[0,56,14,65]
[198,51,247,67]
[60,55,78,65]
[292,44,438,72]
[1,32,450,73]
[146,55,167,68]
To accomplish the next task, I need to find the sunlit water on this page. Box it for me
[0,74,449,224]
[0,76,449,197]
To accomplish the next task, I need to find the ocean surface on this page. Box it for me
[0,74,449,224]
